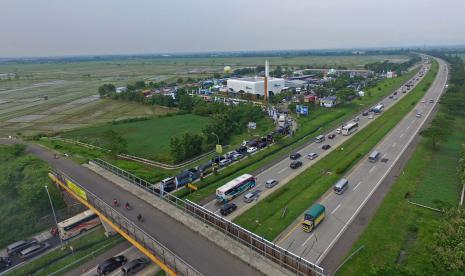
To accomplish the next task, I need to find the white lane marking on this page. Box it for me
[406,125,411,130]
[353,181,362,191]
[400,133,405,138]
[277,167,287,174]
[316,62,448,265]
[369,165,377,174]
[392,142,397,148]
[302,234,314,247]
[331,203,341,215]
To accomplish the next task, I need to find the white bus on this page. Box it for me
[341,122,359,136]
[216,174,256,203]
[57,210,101,240]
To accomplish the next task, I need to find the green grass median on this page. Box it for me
[233,60,438,241]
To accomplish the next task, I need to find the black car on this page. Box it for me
[220,203,237,216]
[0,257,12,270]
[289,153,301,160]
[121,257,150,275]
[97,255,128,275]
[394,91,398,95]
[328,134,336,139]
[362,111,369,116]
[258,141,267,148]
[212,156,226,163]
[290,160,303,169]
[236,146,248,154]
[322,144,331,150]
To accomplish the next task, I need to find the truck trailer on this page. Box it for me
[302,203,326,232]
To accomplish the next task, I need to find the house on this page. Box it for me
[319,96,338,108]
[357,91,365,97]
[304,95,318,103]
[386,71,397,78]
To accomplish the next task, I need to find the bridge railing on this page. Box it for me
[50,170,202,276]
[92,159,325,276]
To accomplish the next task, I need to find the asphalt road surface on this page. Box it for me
[0,140,260,276]
[275,57,448,265]
[203,59,431,220]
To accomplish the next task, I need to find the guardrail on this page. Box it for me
[92,158,325,276]
[49,170,202,276]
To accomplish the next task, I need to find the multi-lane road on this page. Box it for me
[276,57,448,264]
[204,59,431,219]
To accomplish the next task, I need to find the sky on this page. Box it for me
[1,0,465,57]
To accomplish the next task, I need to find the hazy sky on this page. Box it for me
[1,0,464,57]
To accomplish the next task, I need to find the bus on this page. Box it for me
[216,174,256,203]
[341,122,359,136]
[57,210,101,240]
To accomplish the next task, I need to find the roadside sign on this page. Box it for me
[216,144,222,154]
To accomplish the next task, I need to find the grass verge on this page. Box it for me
[233,60,438,240]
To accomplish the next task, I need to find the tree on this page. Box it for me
[177,78,183,84]
[421,125,446,149]
[103,130,128,154]
[98,84,116,97]
[170,136,184,162]
[213,73,221,79]
[178,94,194,112]
[134,81,146,89]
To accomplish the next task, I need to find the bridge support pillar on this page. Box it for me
[100,218,117,237]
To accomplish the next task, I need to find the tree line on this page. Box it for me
[364,56,421,74]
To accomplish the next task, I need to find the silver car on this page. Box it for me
[307,153,318,160]
[244,190,261,203]
[265,179,279,188]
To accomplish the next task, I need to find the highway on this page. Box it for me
[0,140,260,276]
[203,59,430,219]
[275,57,448,264]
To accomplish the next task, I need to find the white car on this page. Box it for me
[421,99,426,103]
[416,112,422,118]
[307,153,318,160]
[247,147,258,153]
[336,128,342,134]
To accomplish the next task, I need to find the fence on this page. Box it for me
[92,158,325,276]
[50,170,202,276]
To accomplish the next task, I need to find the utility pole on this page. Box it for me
[45,185,64,249]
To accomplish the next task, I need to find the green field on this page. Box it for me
[175,66,419,202]
[0,54,408,136]
[62,114,211,162]
[233,60,438,240]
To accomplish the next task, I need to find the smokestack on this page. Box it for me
[264,60,269,102]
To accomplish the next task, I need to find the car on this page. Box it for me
[18,242,50,261]
[244,189,261,203]
[393,96,398,100]
[219,159,231,167]
[236,146,247,153]
[6,239,38,256]
[421,99,426,103]
[416,112,422,117]
[368,114,374,119]
[97,255,128,275]
[121,257,150,275]
[393,91,398,95]
[327,134,336,139]
[231,153,244,161]
[307,153,318,160]
[258,141,267,148]
[225,151,237,159]
[322,144,331,150]
[212,156,226,163]
[389,95,393,99]
[429,99,434,103]
[354,117,360,122]
[362,111,369,116]
[247,147,258,153]
[289,153,301,160]
[0,257,12,270]
[290,160,303,169]
[265,179,279,188]
[220,203,237,216]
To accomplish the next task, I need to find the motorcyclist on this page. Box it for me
[137,213,143,221]
[113,198,118,206]
[125,202,131,210]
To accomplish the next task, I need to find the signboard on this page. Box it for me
[296,105,308,116]
[247,122,257,129]
[216,144,223,154]
[65,179,88,201]
[187,183,198,191]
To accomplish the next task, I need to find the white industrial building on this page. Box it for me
[227,77,285,96]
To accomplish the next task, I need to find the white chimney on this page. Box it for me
[265,60,269,77]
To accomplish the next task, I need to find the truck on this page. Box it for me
[302,203,325,232]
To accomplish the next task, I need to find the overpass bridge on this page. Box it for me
[26,142,324,276]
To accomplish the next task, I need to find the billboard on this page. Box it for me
[296,105,309,116]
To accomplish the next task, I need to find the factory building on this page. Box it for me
[227,77,284,96]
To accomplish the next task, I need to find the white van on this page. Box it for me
[333,178,349,195]
[315,135,325,143]
[368,151,381,163]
